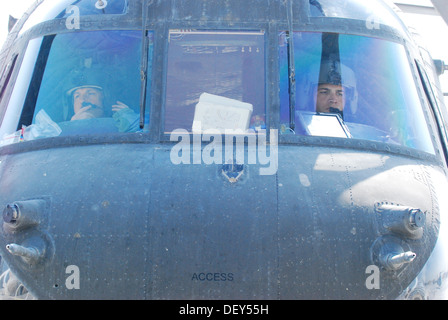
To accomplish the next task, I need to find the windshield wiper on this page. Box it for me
[286,0,296,131]
[139,0,150,129]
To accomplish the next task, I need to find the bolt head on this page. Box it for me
[3,204,18,223]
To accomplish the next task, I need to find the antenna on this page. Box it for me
[95,0,108,10]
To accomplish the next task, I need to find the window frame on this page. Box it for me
[160,28,269,141]
[277,30,440,158]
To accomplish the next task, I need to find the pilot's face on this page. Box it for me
[315,84,345,113]
[72,87,105,119]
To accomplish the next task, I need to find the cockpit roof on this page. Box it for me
[11,0,411,44]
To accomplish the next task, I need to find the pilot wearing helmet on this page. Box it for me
[68,85,130,121]
[63,73,140,132]
[315,83,345,114]
[313,60,357,119]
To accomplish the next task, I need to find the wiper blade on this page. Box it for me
[139,0,150,129]
[286,0,296,131]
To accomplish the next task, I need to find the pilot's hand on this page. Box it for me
[71,105,95,120]
[112,101,130,113]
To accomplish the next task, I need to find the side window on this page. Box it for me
[0,30,152,146]
[279,31,436,155]
[164,30,265,134]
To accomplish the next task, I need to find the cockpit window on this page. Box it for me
[0,30,150,146]
[164,30,265,134]
[279,31,436,155]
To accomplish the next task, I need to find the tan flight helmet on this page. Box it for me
[62,69,111,121]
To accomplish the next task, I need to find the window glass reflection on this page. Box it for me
[279,31,435,154]
[0,30,151,146]
[164,30,265,134]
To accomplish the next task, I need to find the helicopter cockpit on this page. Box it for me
[0,0,442,159]
[1,0,448,301]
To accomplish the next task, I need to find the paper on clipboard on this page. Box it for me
[192,93,253,133]
[299,112,351,138]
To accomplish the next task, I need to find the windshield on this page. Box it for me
[164,30,265,134]
[0,30,150,145]
[279,31,436,154]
